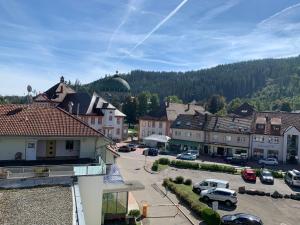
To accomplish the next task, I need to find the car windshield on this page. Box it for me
[262,171,272,176]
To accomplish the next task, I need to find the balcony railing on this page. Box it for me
[0,157,107,179]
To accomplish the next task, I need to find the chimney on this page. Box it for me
[204,113,208,122]
[60,76,65,83]
[68,101,74,113]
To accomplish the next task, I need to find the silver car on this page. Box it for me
[200,188,237,207]
[176,152,197,160]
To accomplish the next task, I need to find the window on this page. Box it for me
[274,137,279,144]
[213,135,218,141]
[91,117,95,125]
[27,143,35,148]
[175,130,181,136]
[159,122,163,128]
[98,117,102,125]
[117,117,121,125]
[152,121,155,128]
[102,192,128,215]
[142,130,145,137]
[143,121,146,127]
[186,132,192,137]
[225,136,231,141]
[109,115,113,121]
[66,140,74,151]
[257,124,265,129]
[237,137,241,142]
[116,128,120,135]
[254,136,264,142]
[159,132,162,135]
[148,121,151,127]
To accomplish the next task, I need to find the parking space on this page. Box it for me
[118,154,300,225]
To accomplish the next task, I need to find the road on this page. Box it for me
[118,150,300,225]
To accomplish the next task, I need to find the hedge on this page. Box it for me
[170,160,199,169]
[163,178,221,225]
[184,179,192,186]
[199,163,236,174]
[175,176,184,184]
[151,161,158,171]
[158,158,170,165]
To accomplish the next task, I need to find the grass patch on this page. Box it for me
[158,164,168,171]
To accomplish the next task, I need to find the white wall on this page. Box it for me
[139,119,167,139]
[171,128,204,142]
[0,137,26,160]
[78,176,104,225]
[80,138,97,158]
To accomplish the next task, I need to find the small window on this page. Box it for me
[109,115,113,121]
[226,136,231,142]
[148,121,151,127]
[91,117,95,125]
[159,122,163,128]
[66,140,74,151]
[117,117,121,124]
[152,121,155,128]
[27,143,35,148]
[213,135,218,141]
[116,128,120,135]
[98,117,102,125]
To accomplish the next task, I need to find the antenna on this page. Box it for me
[27,85,32,104]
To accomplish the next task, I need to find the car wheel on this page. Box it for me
[225,200,232,207]
[194,188,201,194]
[203,196,210,202]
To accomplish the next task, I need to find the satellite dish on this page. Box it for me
[27,85,32,93]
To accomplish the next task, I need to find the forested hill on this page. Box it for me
[83,55,300,103]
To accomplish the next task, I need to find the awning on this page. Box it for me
[143,134,171,143]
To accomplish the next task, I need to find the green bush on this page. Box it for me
[128,209,141,218]
[199,163,236,174]
[158,158,170,165]
[151,161,158,171]
[184,179,192,186]
[170,160,199,169]
[272,170,284,179]
[175,176,184,184]
[201,208,221,225]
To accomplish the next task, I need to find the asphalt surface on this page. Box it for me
[118,149,300,225]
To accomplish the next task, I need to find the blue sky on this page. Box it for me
[1,0,300,95]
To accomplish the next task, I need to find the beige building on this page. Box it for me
[139,102,205,140]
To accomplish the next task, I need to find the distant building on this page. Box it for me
[230,102,255,118]
[34,76,127,141]
[138,102,206,140]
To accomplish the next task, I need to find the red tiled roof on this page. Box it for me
[0,104,104,137]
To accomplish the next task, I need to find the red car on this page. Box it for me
[242,169,256,182]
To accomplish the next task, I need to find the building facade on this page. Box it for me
[34,77,127,141]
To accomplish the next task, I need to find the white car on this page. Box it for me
[193,179,229,193]
[176,152,197,160]
[258,158,278,166]
[200,188,237,207]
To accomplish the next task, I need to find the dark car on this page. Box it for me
[221,213,263,225]
[128,143,137,151]
[260,169,274,184]
[143,148,159,156]
[118,145,131,152]
[225,155,247,165]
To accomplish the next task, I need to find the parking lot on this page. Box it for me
[118,150,300,225]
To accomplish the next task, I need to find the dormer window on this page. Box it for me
[256,124,265,129]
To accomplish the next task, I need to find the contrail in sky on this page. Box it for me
[258,2,300,26]
[126,0,189,56]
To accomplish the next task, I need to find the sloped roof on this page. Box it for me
[171,114,207,130]
[254,112,300,135]
[58,92,91,115]
[166,103,205,121]
[0,104,104,137]
[231,102,255,118]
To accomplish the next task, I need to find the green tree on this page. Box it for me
[164,95,183,103]
[227,98,242,112]
[207,95,226,114]
[280,101,292,112]
[149,93,160,113]
[137,92,150,117]
[122,96,137,126]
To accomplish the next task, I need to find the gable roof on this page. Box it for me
[166,103,205,121]
[0,104,104,137]
[231,102,255,118]
[58,92,92,115]
[171,114,207,130]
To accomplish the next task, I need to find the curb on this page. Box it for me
[143,165,159,174]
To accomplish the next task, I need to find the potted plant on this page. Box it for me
[33,167,49,177]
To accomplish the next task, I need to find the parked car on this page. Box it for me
[128,143,137,151]
[285,169,300,187]
[221,213,263,225]
[259,169,274,184]
[138,143,147,148]
[118,145,131,152]
[258,157,278,166]
[176,152,197,160]
[143,148,159,156]
[186,150,199,157]
[225,154,247,165]
[242,168,256,182]
[193,179,229,193]
[200,188,237,207]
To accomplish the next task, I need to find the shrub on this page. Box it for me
[238,186,246,194]
[272,170,284,179]
[158,158,170,165]
[128,209,140,218]
[170,160,199,169]
[199,163,236,174]
[151,161,158,171]
[184,179,192,186]
[175,176,184,184]
[201,208,221,225]
[271,191,283,199]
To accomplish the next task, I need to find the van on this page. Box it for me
[193,179,229,193]
[285,169,300,187]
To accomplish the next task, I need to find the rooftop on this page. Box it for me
[0,104,104,137]
[0,186,72,225]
